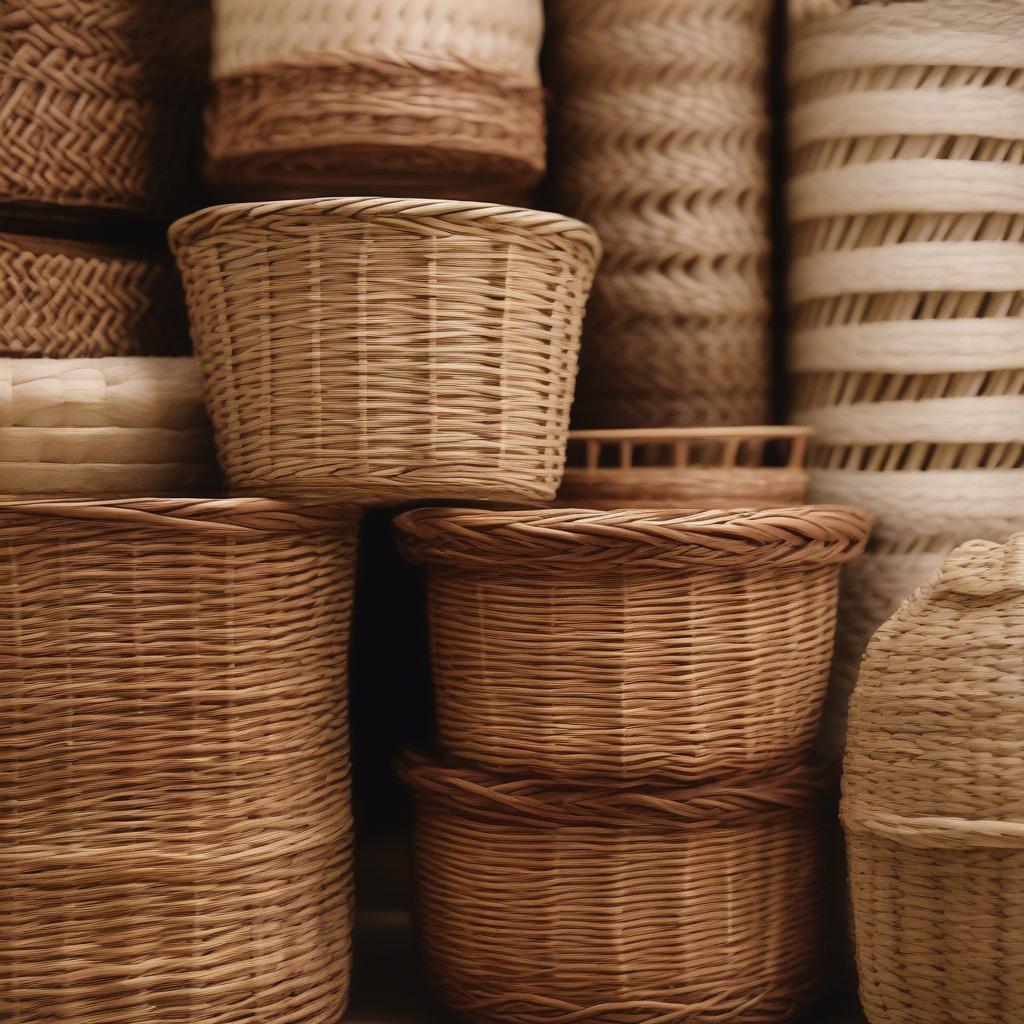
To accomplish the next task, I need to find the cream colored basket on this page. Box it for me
[0,358,218,495]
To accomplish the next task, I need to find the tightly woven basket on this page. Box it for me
[0,232,188,357]
[0,358,218,495]
[549,0,774,428]
[0,498,358,1024]
[170,198,600,503]
[557,426,811,509]
[1,0,209,222]
[842,534,1024,1024]
[402,754,832,1024]
[396,505,871,782]
[205,0,545,200]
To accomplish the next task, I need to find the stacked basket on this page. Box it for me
[786,0,1024,757]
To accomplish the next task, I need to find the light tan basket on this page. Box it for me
[549,0,774,428]
[842,533,1024,1024]
[557,426,811,509]
[205,0,545,200]
[0,358,218,495]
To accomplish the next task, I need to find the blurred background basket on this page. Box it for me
[170,198,600,504]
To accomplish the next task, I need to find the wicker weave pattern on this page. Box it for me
[170,198,600,503]
[0,499,357,1023]
[397,507,870,781]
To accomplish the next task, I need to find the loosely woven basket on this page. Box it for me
[1,0,209,222]
[549,0,774,428]
[396,505,871,782]
[0,498,358,1024]
[401,754,833,1024]
[557,426,811,509]
[170,198,600,503]
[842,534,1024,1024]
[0,232,188,358]
[0,358,218,495]
[205,0,545,200]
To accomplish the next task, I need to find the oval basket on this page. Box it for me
[401,754,833,1024]
[170,198,601,503]
[0,498,359,1024]
[395,505,871,781]
[842,534,1024,1024]
[205,0,545,200]
[1,0,208,223]
[557,426,811,509]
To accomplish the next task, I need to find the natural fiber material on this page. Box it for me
[1,0,209,222]
[0,232,188,358]
[401,754,833,1024]
[0,498,358,1024]
[842,534,1024,1024]
[396,505,871,782]
[549,0,774,428]
[557,426,811,509]
[206,1,545,199]
[170,197,600,504]
[0,358,218,495]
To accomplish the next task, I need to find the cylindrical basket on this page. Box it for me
[402,754,833,1024]
[205,0,545,201]
[1,0,209,223]
[0,358,218,495]
[396,505,871,781]
[549,0,774,428]
[0,498,358,1024]
[842,534,1024,1024]
[0,232,188,357]
[170,198,601,503]
[557,426,811,509]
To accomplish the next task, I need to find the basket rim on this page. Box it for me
[168,196,602,257]
[568,425,813,442]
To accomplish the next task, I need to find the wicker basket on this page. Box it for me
[0,498,357,1023]
[842,533,1024,1024]
[170,197,600,503]
[401,754,832,1024]
[557,426,811,509]
[1,0,209,223]
[396,505,871,782]
[549,0,774,428]
[205,0,545,200]
[0,358,218,495]
[0,232,188,358]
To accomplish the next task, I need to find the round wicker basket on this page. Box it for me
[205,0,545,200]
[396,505,871,782]
[557,426,811,509]
[843,533,1024,1024]
[170,197,600,504]
[0,498,358,1024]
[402,754,833,1024]
[0,0,209,223]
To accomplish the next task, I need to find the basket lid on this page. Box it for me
[395,505,872,570]
[842,533,1024,849]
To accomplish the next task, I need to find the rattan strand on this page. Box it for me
[549,0,774,428]
[842,534,1024,1024]
[0,498,358,1024]
[170,197,600,504]
[396,506,870,782]
[402,754,833,1024]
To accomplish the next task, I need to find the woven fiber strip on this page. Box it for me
[549,0,773,428]
[401,754,832,1024]
[0,232,188,357]
[205,0,544,199]
[0,498,358,1024]
[0,0,209,222]
[395,506,870,782]
[841,534,1024,1024]
[170,197,600,504]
